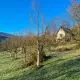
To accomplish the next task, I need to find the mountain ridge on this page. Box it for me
[0,32,13,40]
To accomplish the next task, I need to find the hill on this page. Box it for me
[0,44,80,80]
[0,32,13,40]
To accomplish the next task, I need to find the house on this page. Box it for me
[56,26,75,42]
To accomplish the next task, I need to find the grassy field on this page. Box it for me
[0,46,80,80]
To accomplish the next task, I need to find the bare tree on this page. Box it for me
[7,35,20,59]
[31,0,45,67]
[61,20,71,28]
[69,0,80,34]
[69,0,80,23]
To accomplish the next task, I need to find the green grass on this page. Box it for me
[0,48,80,80]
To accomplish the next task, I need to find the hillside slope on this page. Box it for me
[0,32,13,40]
[0,48,80,80]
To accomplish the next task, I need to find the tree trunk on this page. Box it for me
[37,49,40,67]
[36,40,40,67]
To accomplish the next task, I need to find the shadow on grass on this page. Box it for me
[44,52,58,61]
[6,56,80,80]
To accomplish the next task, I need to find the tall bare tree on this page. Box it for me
[31,0,45,67]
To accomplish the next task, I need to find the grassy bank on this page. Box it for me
[0,47,80,80]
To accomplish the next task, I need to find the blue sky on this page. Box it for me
[0,0,72,34]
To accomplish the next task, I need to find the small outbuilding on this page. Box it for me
[56,26,75,42]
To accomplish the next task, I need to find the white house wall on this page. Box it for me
[56,28,66,40]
